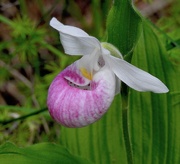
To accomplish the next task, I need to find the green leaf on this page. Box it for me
[128,20,180,164]
[0,142,93,164]
[106,0,142,55]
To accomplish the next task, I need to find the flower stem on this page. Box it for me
[122,91,133,164]
[122,109,133,164]
[0,107,48,125]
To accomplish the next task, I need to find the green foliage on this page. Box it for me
[0,15,45,62]
[0,1,67,145]
[106,0,142,55]
[0,0,180,164]
[129,20,180,164]
[157,0,180,41]
[0,142,93,164]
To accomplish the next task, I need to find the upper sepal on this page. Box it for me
[50,17,101,56]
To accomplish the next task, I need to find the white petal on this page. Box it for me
[104,54,169,93]
[50,17,101,56]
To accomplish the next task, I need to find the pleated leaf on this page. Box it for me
[129,20,180,164]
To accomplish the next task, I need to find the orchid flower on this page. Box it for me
[47,17,169,128]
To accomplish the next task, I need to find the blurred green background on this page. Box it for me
[0,0,179,162]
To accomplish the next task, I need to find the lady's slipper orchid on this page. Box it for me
[47,17,169,128]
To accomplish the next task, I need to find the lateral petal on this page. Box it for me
[104,54,169,93]
[50,17,101,56]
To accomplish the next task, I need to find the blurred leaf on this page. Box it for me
[0,14,14,26]
[168,47,180,68]
[91,0,104,38]
[157,0,180,39]
[0,142,93,164]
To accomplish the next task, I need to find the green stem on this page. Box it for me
[122,90,133,164]
[122,109,133,164]
[0,107,48,125]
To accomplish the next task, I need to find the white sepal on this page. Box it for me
[50,17,101,56]
[104,54,169,93]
